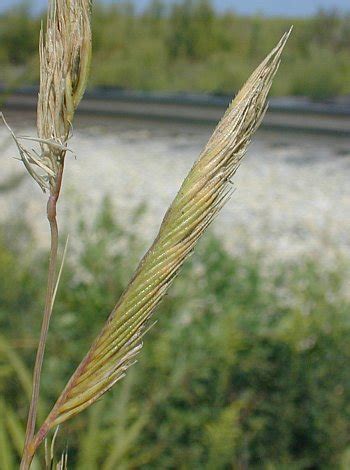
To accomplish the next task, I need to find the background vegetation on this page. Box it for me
[1,0,350,99]
[1,200,350,468]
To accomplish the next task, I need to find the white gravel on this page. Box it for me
[1,110,349,267]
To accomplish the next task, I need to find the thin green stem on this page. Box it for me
[21,163,64,470]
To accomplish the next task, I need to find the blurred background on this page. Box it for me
[0,1,350,468]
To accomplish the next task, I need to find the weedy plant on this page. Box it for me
[1,1,291,468]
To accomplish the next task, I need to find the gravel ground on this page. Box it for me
[1,110,350,267]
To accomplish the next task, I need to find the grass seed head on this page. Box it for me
[33,29,292,438]
[36,0,92,191]
[1,1,92,193]
[37,0,92,142]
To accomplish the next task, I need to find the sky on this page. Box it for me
[1,0,350,17]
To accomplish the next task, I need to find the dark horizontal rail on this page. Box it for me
[3,85,350,116]
[2,87,350,136]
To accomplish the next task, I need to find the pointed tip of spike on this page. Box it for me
[276,26,293,52]
[284,26,293,44]
[279,26,293,49]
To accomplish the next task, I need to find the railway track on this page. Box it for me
[2,87,350,136]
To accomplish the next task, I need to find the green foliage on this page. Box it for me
[0,200,350,468]
[289,46,347,99]
[1,1,350,98]
[0,5,39,65]
[0,4,40,86]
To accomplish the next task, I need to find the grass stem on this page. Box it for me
[20,163,64,470]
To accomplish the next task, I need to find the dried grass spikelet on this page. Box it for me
[37,0,92,144]
[36,0,92,192]
[33,29,291,447]
[2,0,91,193]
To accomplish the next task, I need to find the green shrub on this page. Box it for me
[290,46,345,99]
[1,2,349,97]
